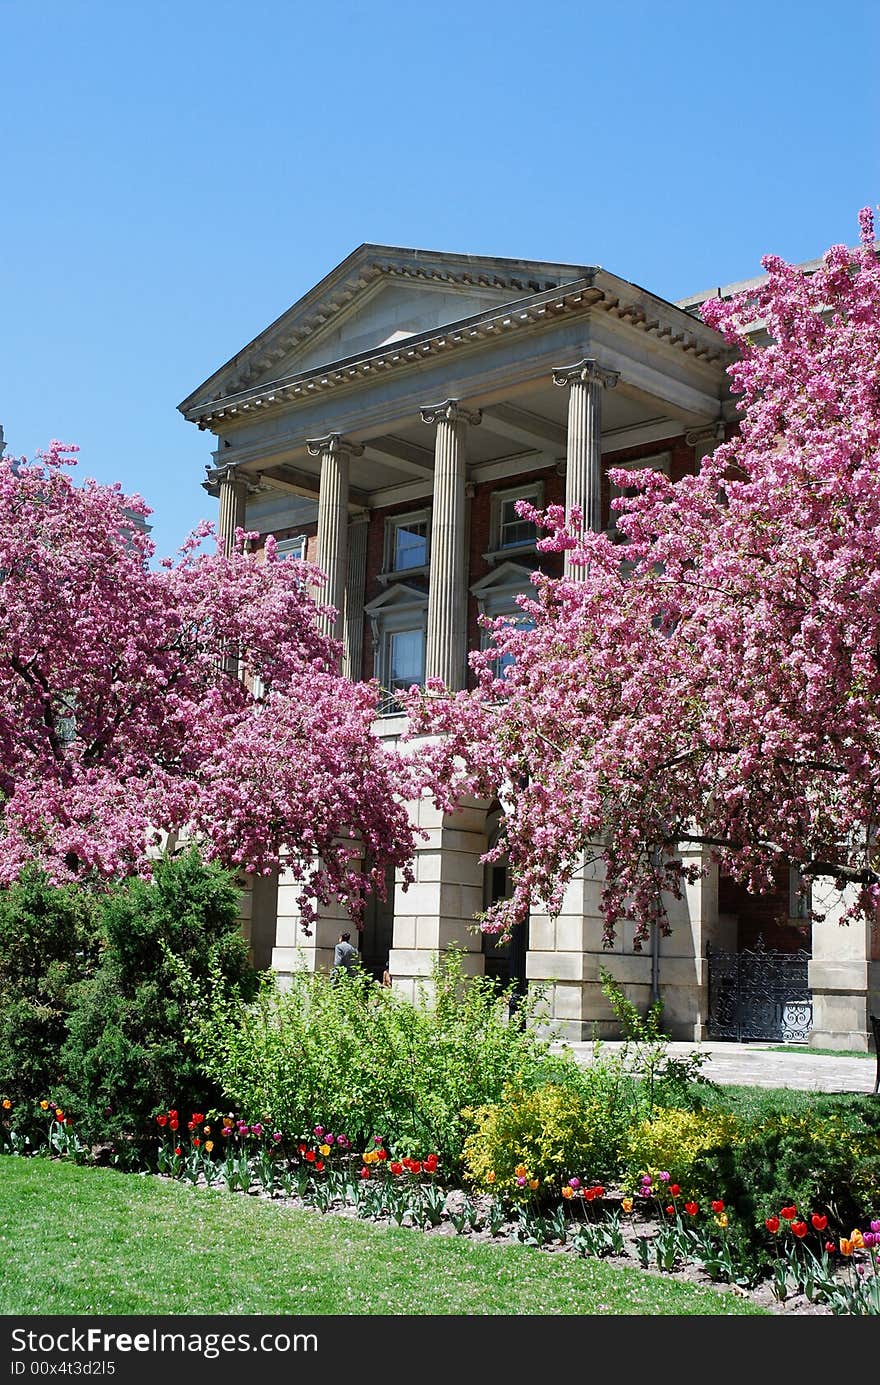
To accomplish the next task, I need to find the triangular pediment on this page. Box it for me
[470,561,536,598]
[364,581,429,617]
[179,245,594,413]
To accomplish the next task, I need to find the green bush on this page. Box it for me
[0,869,99,1143]
[462,1078,634,1203]
[189,947,569,1170]
[622,1106,741,1199]
[696,1110,880,1234]
[58,849,259,1160]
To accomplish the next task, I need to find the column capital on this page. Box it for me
[306,433,365,459]
[685,419,726,449]
[419,399,482,428]
[552,358,620,391]
[203,462,260,494]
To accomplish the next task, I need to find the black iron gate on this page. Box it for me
[707,937,812,1042]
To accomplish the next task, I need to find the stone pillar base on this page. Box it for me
[388,795,488,1002]
[808,886,872,1052]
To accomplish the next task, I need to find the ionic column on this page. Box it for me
[217,464,248,557]
[307,433,364,643]
[420,399,481,691]
[552,359,619,577]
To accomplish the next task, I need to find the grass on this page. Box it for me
[0,1156,766,1316]
[698,1083,880,1127]
[760,1044,872,1059]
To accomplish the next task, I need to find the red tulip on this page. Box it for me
[665,1205,675,1216]
[781,1205,797,1220]
[360,1167,370,1179]
[156,1114,168,1127]
[825,1241,835,1253]
[792,1221,808,1238]
[305,1150,316,1163]
[711,1200,725,1214]
[315,1160,324,1172]
[765,1216,780,1233]
[390,1162,403,1176]
[670,1184,681,1197]
[685,1202,698,1216]
[811,1214,828,1231]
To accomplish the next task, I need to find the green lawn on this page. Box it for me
[760,1045,872,1059]
[0,1156,765,1316]
[700,1083,880,1126]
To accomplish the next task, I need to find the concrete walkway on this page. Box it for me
[551,1038,879,1094]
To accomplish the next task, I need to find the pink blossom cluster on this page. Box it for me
[404,208,880,948]
[0,444,418,927]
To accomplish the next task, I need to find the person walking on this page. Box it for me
[332,931,359,980]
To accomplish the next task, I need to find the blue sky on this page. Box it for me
[2,0,878,562]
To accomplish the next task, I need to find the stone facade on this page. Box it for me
[180,244,879,1050]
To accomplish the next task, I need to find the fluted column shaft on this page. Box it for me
[552,359,619,578]
[420,399,481,690]
[217,465,248,557]
[307,434,363,644]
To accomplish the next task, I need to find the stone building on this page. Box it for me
[179,245,879,1051]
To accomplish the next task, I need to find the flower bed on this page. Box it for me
[4,1095,879,1316]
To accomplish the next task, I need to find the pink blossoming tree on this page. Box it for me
[404,208,880,949]
[0,444,416,927]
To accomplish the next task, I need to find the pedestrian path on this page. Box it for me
[550,1038,878,1094]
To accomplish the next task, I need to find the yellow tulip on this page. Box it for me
[2,1098,11,1110]
[840,1238,854,1256]
[204,1140,214,1152]
[851,1229,865,1249]
[319,1144,331,1157]
[562,1186,574,1200]
[40,1100,49,1110]
[714,1213,728,1229]
[622,1197,633,1214]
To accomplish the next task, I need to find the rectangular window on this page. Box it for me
[388,627,425,692]
[498,497,536,550]
[275,535,308,561]
[487,483,542,559]
[384,511,430,574]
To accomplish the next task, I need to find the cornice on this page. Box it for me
[184,275,730,431]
